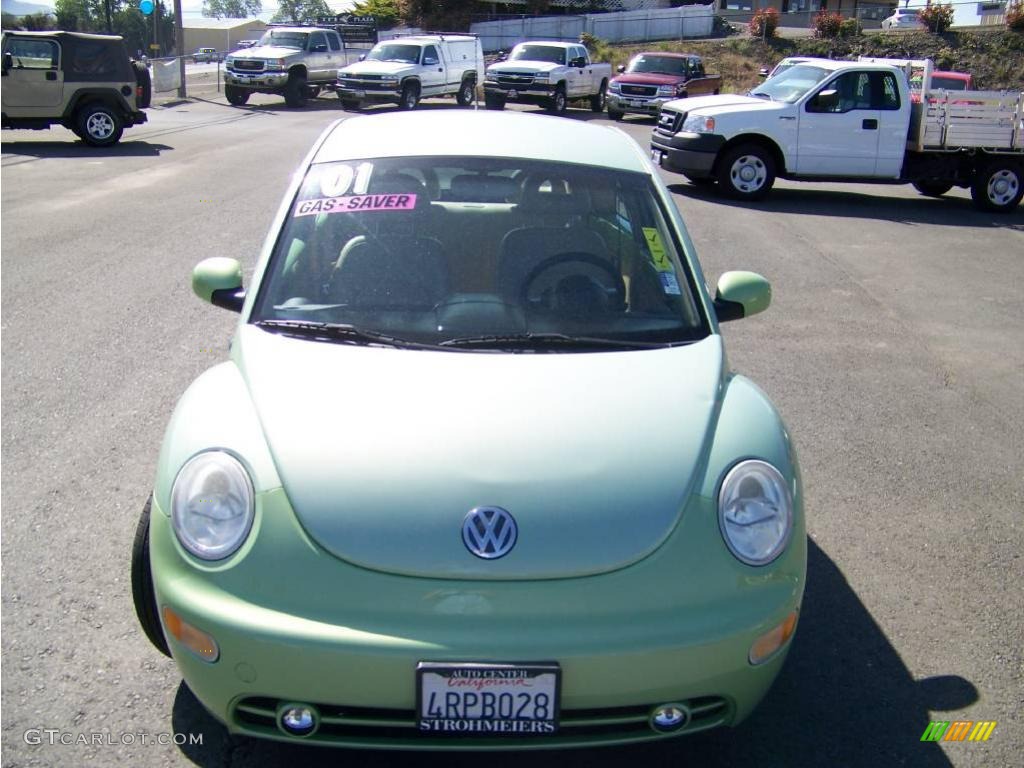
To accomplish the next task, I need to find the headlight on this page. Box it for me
[718,460,792,566]
[682,113,716,133]
[533,72,549,82]
[171,451,255,561]
[224,56,234,67]
[608,81,621,93]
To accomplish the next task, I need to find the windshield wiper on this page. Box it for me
[438,332,678,351]
[254,319,436,350]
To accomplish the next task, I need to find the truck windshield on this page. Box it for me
[510,45,565,64]
[626,55,686,76]
[258,31,308,49]
[931,75,967,90]
[252,156,708,350]
[367,43,421,64]
[750,64,831,103]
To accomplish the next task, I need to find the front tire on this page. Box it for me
[912,179,953,198]
[590,81,607,112]
[225,84,249,106]
[971,160,1023,213]
[339,98,361,111]
[607,107,624,121]
[548,85,567,115]
[716,143,776,201]
[284,73,307,108]
[76,103,124,147]
[305,85,322,99]
[399,81,420,110]
[484,93,506,110]
[456,78,475,107]
[131,496,171,657]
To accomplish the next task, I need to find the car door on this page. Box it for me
[420,44,444,96]
[795,70,881,177]
[569,45,590,98]
[307,32,329,81]
[2,36,63,115]
[323,32,343,81]
[872,70,910,178]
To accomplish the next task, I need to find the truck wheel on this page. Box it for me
[76,103,124,147]
[717,143,775,201]
[225,84,249,106]
[607,107,624,121]
[339,98,361,111]
[284,73,307,108]
[305,85,322,99]
[590,81,607,112]
[912,179,953,198]
[131,496,171,657]
[484,93,506,111]
[548,85,567,115]
[132,61,152,109]
[399,81,420,110]
[456,78,475,106]
[971,160,1023,213]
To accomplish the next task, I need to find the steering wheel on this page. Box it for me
[521,252,626,315]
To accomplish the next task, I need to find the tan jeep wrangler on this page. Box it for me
[2,31,149,147]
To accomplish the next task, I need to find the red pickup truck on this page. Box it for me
[606,52,720,121]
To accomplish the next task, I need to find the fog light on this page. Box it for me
[649,703,690,733]
[161,606,219,662]
[277,703,319,737]
[749,609,799,665]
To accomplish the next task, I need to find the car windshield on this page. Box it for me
[750,64,832,103]
[509,45,565,64]
[931,75,967,90]
[251,156,707,350]
[258,31,308,49]
[626,55,687,76]
[367,43,421,64]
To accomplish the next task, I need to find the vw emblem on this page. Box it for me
[462,507,517,560]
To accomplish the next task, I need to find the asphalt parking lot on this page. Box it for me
[2,93,1022,768]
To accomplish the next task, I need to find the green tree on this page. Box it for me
[351,0,400,29]
[272,0,333,23]
[202,0,262,19]
[397,0,474,30]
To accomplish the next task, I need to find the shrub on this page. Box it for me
[1008,0,1024,31]
[839,17,862,37]
[813,10,844,38]
[749,7,780,38]
[919,2,954,33]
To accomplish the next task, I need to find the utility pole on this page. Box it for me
[104,0,113,33]
[174,0,186,98]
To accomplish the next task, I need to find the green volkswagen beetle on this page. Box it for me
[132,110,805,748]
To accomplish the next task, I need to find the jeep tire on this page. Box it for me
[284,72,307,108]
[225,84,249,106]
[132,61,152,109]
[76,103,124,147]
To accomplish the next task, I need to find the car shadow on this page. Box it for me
[171,538,973,767]
[0,139,172,160]
[666,181,1023,228]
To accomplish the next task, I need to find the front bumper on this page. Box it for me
[484,82,556,105]
[608,92,673,116]
[224,71,289,90]
[335,84,402,104]
[650,131,726,176]
[151,487,805,749]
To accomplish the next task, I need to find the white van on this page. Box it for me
[336,34,484,110]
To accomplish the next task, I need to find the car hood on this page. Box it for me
[614,73,682,86]
[489,61,563,75]
[667,93,784,116]
[231,45,302,60]
[339,60,415,76]
[234,325,724,580]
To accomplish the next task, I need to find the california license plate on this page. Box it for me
[507,89,518,99]
[417,662,560,735]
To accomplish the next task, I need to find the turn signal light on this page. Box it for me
[749,609,798,665]
[162,606,220,662]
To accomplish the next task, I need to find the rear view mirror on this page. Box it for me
[713,271,771,322]
[359,53,366,61]
[193,257,245,312]
[617,64,625,74]
[810,89,839,111]
[758,67,769,79]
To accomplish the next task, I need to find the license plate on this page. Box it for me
[507,89,518,99]
[417,662,560,735]
[628,100,644,107]
[651,149,663,164]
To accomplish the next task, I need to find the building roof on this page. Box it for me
[182,17,266,31]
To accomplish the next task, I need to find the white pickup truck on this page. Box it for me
[335,34,484,111]
[651,58,1024,212]
[484,41,611,115]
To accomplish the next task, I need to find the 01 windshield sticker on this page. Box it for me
[293,162,416,216]
[641,227,681,295]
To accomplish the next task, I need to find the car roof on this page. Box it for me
[635,51,691,59]
[2,30,123,42]
[515,41,575,48]
[313,111,648,174]
[383,35,476,44]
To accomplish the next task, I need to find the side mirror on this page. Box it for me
[570,56,586,68]
[616,64,625,74]
[312,43,328,53]
[423,56,438,65]
[3,52,12,74]
[359,53,366,61]
[810,88,839,111]
[193,257,245,312]
[758,66,770,79]
[713,271,771,322]
[497,51,508,62]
